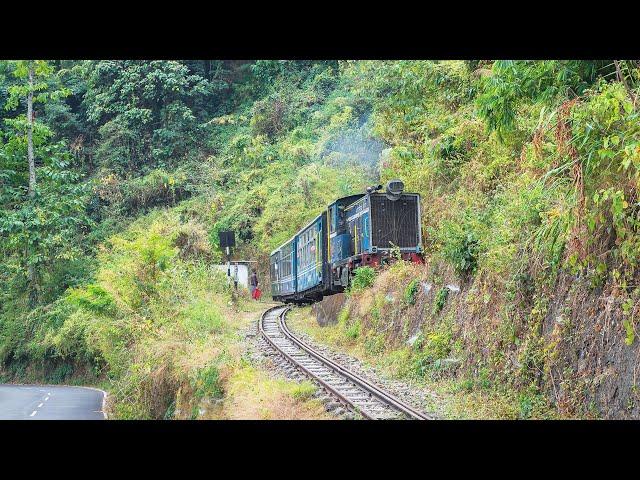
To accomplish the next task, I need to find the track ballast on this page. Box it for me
[259,305,432,420]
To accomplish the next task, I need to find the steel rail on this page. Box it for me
[259,305,431,420]
[260,306,372,418]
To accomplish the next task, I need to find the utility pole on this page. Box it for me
[226,245,236,289]
[219,230,237,293]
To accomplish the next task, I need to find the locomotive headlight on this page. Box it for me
[385,179,404,201]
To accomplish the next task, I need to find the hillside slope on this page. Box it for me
[2,60,639,418]
[289,61,640,419]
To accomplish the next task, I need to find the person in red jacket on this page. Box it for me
[249,270,259,299]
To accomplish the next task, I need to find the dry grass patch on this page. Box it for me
[216,365,329,420]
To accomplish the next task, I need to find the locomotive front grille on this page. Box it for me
[370,194,419,249]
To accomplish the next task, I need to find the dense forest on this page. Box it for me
[1,60,639,418]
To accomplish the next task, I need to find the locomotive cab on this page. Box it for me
[328,194,363,263]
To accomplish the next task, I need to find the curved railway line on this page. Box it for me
[259,305,432,420]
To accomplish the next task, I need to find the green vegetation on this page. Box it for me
[278,60,640,419]
[0,61,372,414]
[49,211,237,418]
[432,287,449,314]
[403,278,419,306]
[349,266,376,293]
[213,365,326,420]
[2,59,640,418]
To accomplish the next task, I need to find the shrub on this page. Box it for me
[173,221,211,260]
[476,60,607,139]
[47,363,74,383]
[66,284,115,315]
[623,318,635,346]
[411,321,454,379]
[350,266,376,293]
[345,319,361,340]
[291,381,317,401]
[120,169,190,214]
[440,225,480,277]
[45,309,98,363]
[337,306,350,327]
[433,134,473,181]
[192,364,224,401]
[364,332,385,356]
[403,278,420,306]
[182,299,226,336]
[433,287,449,314]
[251,96,287,138]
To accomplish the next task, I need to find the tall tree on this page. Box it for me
[5,62,69,192]
[0,60,80,306]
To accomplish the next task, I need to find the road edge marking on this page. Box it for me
[80,386,108,420]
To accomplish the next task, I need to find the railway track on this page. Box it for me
[259,305,432,420]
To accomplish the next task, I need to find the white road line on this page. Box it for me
[38,403,43,408]
[44,397,49,401]
[30,411,37,417]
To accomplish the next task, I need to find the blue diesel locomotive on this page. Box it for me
[270,180,423,304]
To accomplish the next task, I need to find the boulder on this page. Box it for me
[312,293,347,326]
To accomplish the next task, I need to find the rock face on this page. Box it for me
[312,294,347,326]
[541,272,640,419]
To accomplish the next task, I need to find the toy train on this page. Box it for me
[270,180,423,304]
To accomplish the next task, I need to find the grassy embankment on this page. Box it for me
[99,208,326,419]
[2,204,326,419]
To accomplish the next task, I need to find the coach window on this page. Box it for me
[302,232,306,266]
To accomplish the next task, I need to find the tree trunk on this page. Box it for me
[26,64,38,306]
[27,65,36,197]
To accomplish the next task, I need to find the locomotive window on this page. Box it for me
[330,206,337,233]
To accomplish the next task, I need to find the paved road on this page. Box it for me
[0,385,106,420]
